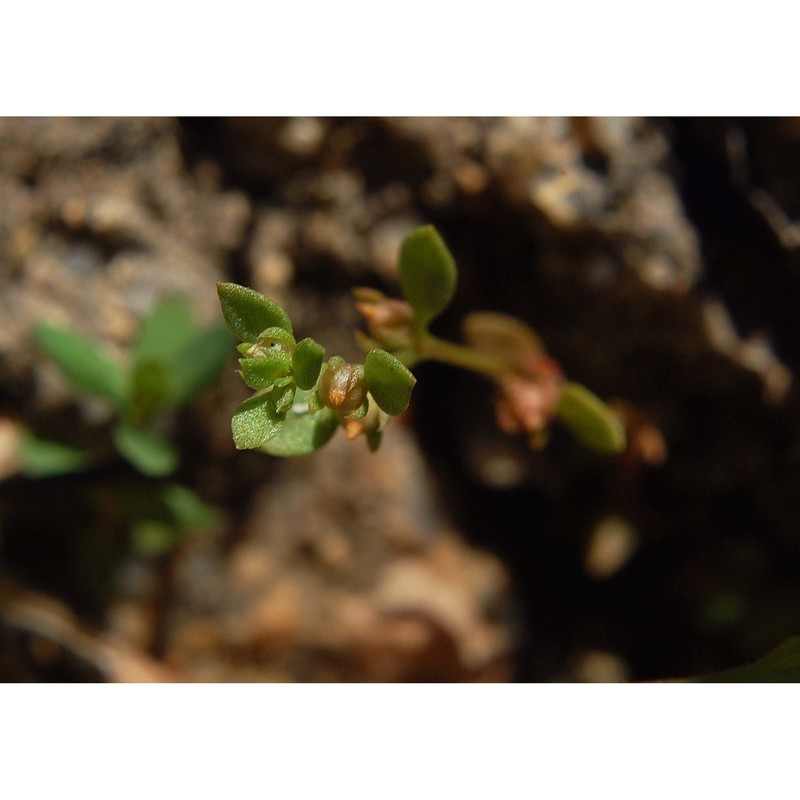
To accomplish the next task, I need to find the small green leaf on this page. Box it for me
[169,324,233,404]
[160,484,217,532]
[34,324,128,406]
[364,348,416,416]
[112,424,179,476]
[556,382,626,455]
[292,338,325,390]
[18,432,92,477]
[217,282,293,341]
[258,388,339,457]
[231,392,286,449]
[398,225,457,329]
[239,352,293,389]
[133,296,196,366]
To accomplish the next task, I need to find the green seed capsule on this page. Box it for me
[318,361,367,414]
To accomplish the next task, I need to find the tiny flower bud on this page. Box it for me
[318,361,367,414]
[354,288,416,351]
[493,356,565,438]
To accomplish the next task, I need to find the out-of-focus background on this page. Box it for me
[1,117,800,682]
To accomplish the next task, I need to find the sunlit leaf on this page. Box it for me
[217,282,293,341]
[258,388,339,457]
[239,352,293,390]
[556,382,626,455]
[399,225,457,329]
[231,392,286,449]
[34,324,128,406]
[364,348,416,416]
[112,424,179,476]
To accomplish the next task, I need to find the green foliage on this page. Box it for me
[364,348,416,416]
[216,225,626,458]
[130,482,218,558]
[258,388,340,457]
[25,295,232,478]
[18,431,93,477]
[133,295,196,365]
[112,424,179,477]
[398,224,457,331]
[168,324,234,405]
[217,282,293,341]
[34,324,128,405]
[239,354,293,389]
[292,338,325,390]
[556,383,626,455]
[231,392,289,450]
[21,297,226,562]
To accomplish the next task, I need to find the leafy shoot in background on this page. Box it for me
[19,296,230,557]
[27,296,231,477]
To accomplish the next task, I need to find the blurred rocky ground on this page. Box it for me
[2,117,800,681]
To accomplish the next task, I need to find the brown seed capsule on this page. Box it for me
[318,362,367,414]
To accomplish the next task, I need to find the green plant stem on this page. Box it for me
[418,335,510,378]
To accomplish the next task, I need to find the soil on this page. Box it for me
[2,117,800,682]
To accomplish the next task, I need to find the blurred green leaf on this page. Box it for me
[133,296,196,366]
[364,348,416,416]
[556,382,626,455]
[130,358,172,421]
[131,520,184,558]
[259,388,339,457]
[239,352,293,390]
[292,337,325,390]
[18,432,92,477]
[231,392,286,449]
[217,282,293,341]
[169,324,233,404]
[160,483,217,532]
[399,225,457,329]
[34,324,128,406]
[112,424,179,476]
[692,637,800,682]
